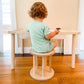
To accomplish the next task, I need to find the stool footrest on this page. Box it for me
[30,66,54,81]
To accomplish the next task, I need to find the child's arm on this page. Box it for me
[45,30,59,39]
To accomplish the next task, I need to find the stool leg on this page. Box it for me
[49,55,52,72]
[33,55,36,75]
[36,56,38,69]
[44,56,47,67]
[42,56,45,77]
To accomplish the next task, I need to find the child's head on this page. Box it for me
[29,2,48,19]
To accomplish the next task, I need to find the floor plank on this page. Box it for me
[0,54,84,84]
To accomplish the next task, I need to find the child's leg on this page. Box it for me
[51,41,57,48]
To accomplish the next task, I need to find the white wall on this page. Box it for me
[15,0,79,47]
[15,0,79,30]
[10,0,19,53]
[78,0,84,51]
[0,0,3,53]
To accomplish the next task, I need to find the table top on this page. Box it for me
[8,29,80,35]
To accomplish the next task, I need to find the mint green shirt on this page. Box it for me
[26,20,54,53]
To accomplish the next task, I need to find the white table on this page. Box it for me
[8,30,80,69]
[20,30,65,54]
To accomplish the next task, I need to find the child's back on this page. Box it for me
[27,20,53,52]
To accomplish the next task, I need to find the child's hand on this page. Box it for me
[55,30,60,34]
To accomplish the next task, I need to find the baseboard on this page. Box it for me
[64,48,79,55]
[15,47,79,55]
[15,53,64,57]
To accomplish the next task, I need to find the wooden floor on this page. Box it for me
[0,53,84,84]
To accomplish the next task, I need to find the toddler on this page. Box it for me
[26,2,59,53]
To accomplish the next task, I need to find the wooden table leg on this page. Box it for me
[60,39,63,53]
[72,34,76,68]
[11,34,15,69]
[21,39,24,54]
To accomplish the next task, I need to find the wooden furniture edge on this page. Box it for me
[8,30,80,35]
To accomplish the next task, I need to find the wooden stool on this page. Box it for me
[30,49,55,81]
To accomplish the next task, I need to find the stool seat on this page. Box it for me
[30,49,55,56]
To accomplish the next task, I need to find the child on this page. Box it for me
[26,2,60,53]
